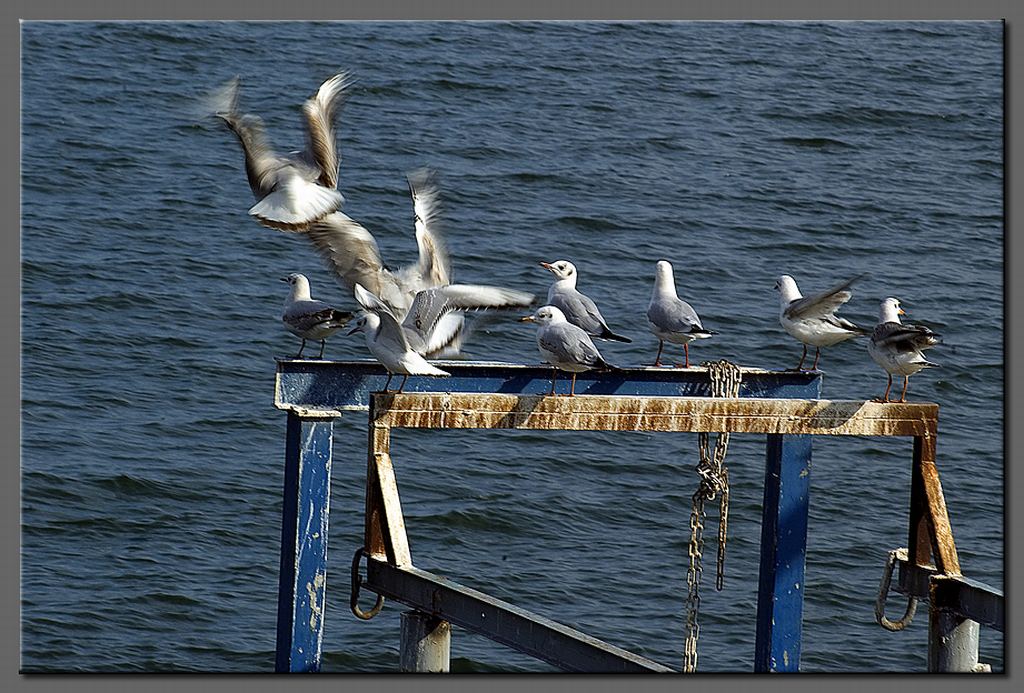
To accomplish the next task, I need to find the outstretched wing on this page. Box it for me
[302,72,355,190]
[784,274,865,320]
[407,168,451,288]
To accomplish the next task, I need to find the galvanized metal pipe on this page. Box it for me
[400,611,451,673]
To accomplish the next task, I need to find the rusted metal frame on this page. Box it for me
[370,393,937,437]
[275,411,334,673]
[364,407,412,567]
[364,559,675,673]
[893,555,1004,633]
[909,432,961,577]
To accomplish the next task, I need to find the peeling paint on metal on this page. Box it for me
[307,572,325,630]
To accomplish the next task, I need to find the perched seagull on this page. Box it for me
[520,305,616,396]
[540,260,632,342]
[867,297,940,403]
[280,273,354,359]
[647,260,715,368]
[774,273,869,371]
[354,282,533,358]
[213,72,354,231]
[346,299,451,393]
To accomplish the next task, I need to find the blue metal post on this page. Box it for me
[276,411,334,672]
[754,433,813,672]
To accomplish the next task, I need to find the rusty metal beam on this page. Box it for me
[364,422,411,567]
[369,392,938,438]
[364,559,675,673]
[910,435,960,576]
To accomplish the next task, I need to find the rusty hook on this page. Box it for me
[875,548,918,631]
[350,547,385,620]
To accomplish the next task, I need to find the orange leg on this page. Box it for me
[899,375,909,403]
[569,372,577,397]
[653,340,664,367]
[882,373,892,402]
[811,347,821,371]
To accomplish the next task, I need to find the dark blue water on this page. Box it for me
[21,21,1003,672]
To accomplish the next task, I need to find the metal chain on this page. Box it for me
[683,360,742,673]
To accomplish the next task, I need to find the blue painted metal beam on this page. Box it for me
[276,411,334,672]
[755,433,814,672]
[275,359,821,413]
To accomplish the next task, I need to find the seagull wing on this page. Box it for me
[302,72,355,190]
[305,212,408,307]
[784,274,866,320]
[872,322,941,352]
[407,168,451,287]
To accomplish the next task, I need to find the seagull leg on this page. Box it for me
[811,347,821,371]
[294,339,307,359]
[881,373,892,403]
[317,340,326,359]
[796,344,807,371]
[397,375,409,393]
[381,373,393,393]
[549,369,557,396]
[684,343,690,368]
[570,373,577,397]
[899,376,909,403]
[654,340,664,367]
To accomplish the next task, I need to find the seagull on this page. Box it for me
[346,289,451,393]
[213,72,354,231]
[540,260,631,343]
[520,305,617,396]
[301,169,534,353]
[354,282,534,358]
[647,260,715,368]
[774,273,869,371]
[280,273,355,359]
[867,297,940,403]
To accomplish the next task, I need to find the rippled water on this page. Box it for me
[21,21,1003,672]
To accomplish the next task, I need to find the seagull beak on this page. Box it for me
[898,308,907,315]
[539,262,554,272]
[280,276,289,282]
[519,315,536,323]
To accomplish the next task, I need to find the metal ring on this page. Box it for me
[350,547,385,621]
[875,549,918,631]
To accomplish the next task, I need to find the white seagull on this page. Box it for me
[647,260,715,368]
[540,260,631,342]
[774,274,869,371]
[280,273,355,359]
[347,287,451,393]
[353,282,533,358]
[520,305,617,396]
[213,72,354,231]
[867,297,940,403]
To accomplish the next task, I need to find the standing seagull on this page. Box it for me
[213,72,354,231]
[774,274,869,371]
[540,260,632,342]
[281,273,354,359]
[347,284,451,393]
[520,305,616,396]
[647,260,715,368]
[867,297,940,403]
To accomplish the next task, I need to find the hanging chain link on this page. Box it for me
[683,360,742,673]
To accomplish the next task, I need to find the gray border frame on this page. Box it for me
[7,1,1017,692]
